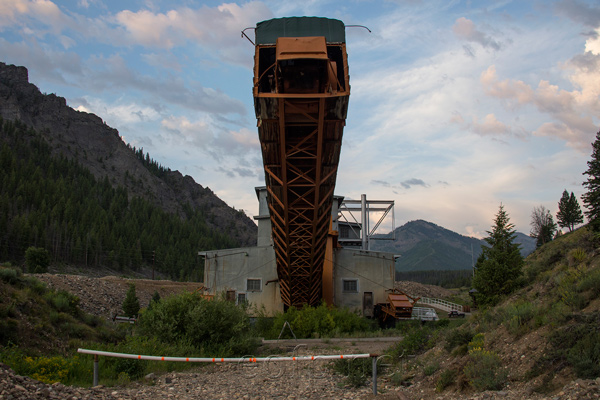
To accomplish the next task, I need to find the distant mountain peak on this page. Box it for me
[371,219,536,272]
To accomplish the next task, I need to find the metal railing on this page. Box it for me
[416,297,463,312]
[78,348,384,395]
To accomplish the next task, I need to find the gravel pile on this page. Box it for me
[394,281,453,299]
[550,378,600,400]
[33,274,200,319]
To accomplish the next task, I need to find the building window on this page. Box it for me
[247,278,262,292]
[237,293,247,305]
[342,279,358,293]
[226,290,236,302]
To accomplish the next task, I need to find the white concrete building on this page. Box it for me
[199,187,395,316]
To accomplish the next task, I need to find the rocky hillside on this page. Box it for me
[0,62,256,247]
[396,225,600,399]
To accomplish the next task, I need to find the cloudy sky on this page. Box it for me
[1,0,599,238]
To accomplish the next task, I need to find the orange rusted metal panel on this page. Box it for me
[276,37,328,60]
[253,17,349,308]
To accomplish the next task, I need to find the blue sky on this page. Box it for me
[1,0,599,238]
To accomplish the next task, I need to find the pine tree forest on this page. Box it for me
[0,118,238,280]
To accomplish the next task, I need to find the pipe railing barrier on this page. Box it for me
[78,348,383,395]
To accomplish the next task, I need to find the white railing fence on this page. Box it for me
[78,348,384,395]
[416,297,463,312]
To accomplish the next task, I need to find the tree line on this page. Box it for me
[395,269,472,288]
[0,118,238,280]
[472,130,600,306]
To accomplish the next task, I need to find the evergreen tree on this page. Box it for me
[25,246,50,273]
[582,131,600,230]
[557,190,584,232]
[472,204,523,306]
[147,290,161,311]
[122,283,140,317]
[530,205,557,247]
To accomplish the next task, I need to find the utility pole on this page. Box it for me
[152,250,155,280]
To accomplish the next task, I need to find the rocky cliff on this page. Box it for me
[0,62,257,246]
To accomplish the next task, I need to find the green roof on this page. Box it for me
[255,17,345,45]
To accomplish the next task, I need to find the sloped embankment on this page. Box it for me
[394,226,600,399]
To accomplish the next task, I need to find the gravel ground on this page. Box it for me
[2,361,599,400]
[8,274,597,399]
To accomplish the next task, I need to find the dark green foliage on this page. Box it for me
[444,327,475,352]
[531,315,600,381]
[582,131,600,230]
[114,358,146,380]
[0,119,237,279]
[260,302,373,339]
[25,247,50,273]
[330,358,372,387]
[464,349,507,391]
[46,290,80,316]
[122,284,140,317]
[388,323,435,360]
[137,292,257,356]
[147,290,161,310]
[472,205,523,306]
[396,269,473,288]
[530,205,557,248]
[566,330,600,379]
[436,369,457,392]
[557,190,584,232]
[0,266,21,284]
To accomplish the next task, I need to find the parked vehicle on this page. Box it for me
[448,310,465,318]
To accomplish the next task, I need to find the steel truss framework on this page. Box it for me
[259,98,344,307]
[252,18,350,308]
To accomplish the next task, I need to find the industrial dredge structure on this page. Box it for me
[199,18,444,323]
[251,17,350,308]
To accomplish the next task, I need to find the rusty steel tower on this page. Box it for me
[249,17,350,308]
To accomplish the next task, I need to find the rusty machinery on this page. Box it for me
[375,290,421,325]
[248,17,350,308]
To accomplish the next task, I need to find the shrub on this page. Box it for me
[566,330,600,379]
[0,267,21,284]
[503,301,538,336]
[444,327,474,352]
[138,292,257,356]
[46,290,80,315]
[569,248,587,264]
[464,334,507,391]
[424,362,439,376]
[577,268,600,300]
[388,324,434,360]
[114,358,146,380]
[436,369,457,392]
[329,358,372,387]
[464,349,507,391]
[266,302,371,339]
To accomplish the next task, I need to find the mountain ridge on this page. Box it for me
[0,62,257,247]
[371,219,536,271]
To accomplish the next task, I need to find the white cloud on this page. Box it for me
[160,116,260,162]
[452,17,502,51]
[585,28,600,54]
[72,96,161,125]
[113,2,272,64]
[471,114,513,136]
[481,64,599,151]
[480,66,534,104]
